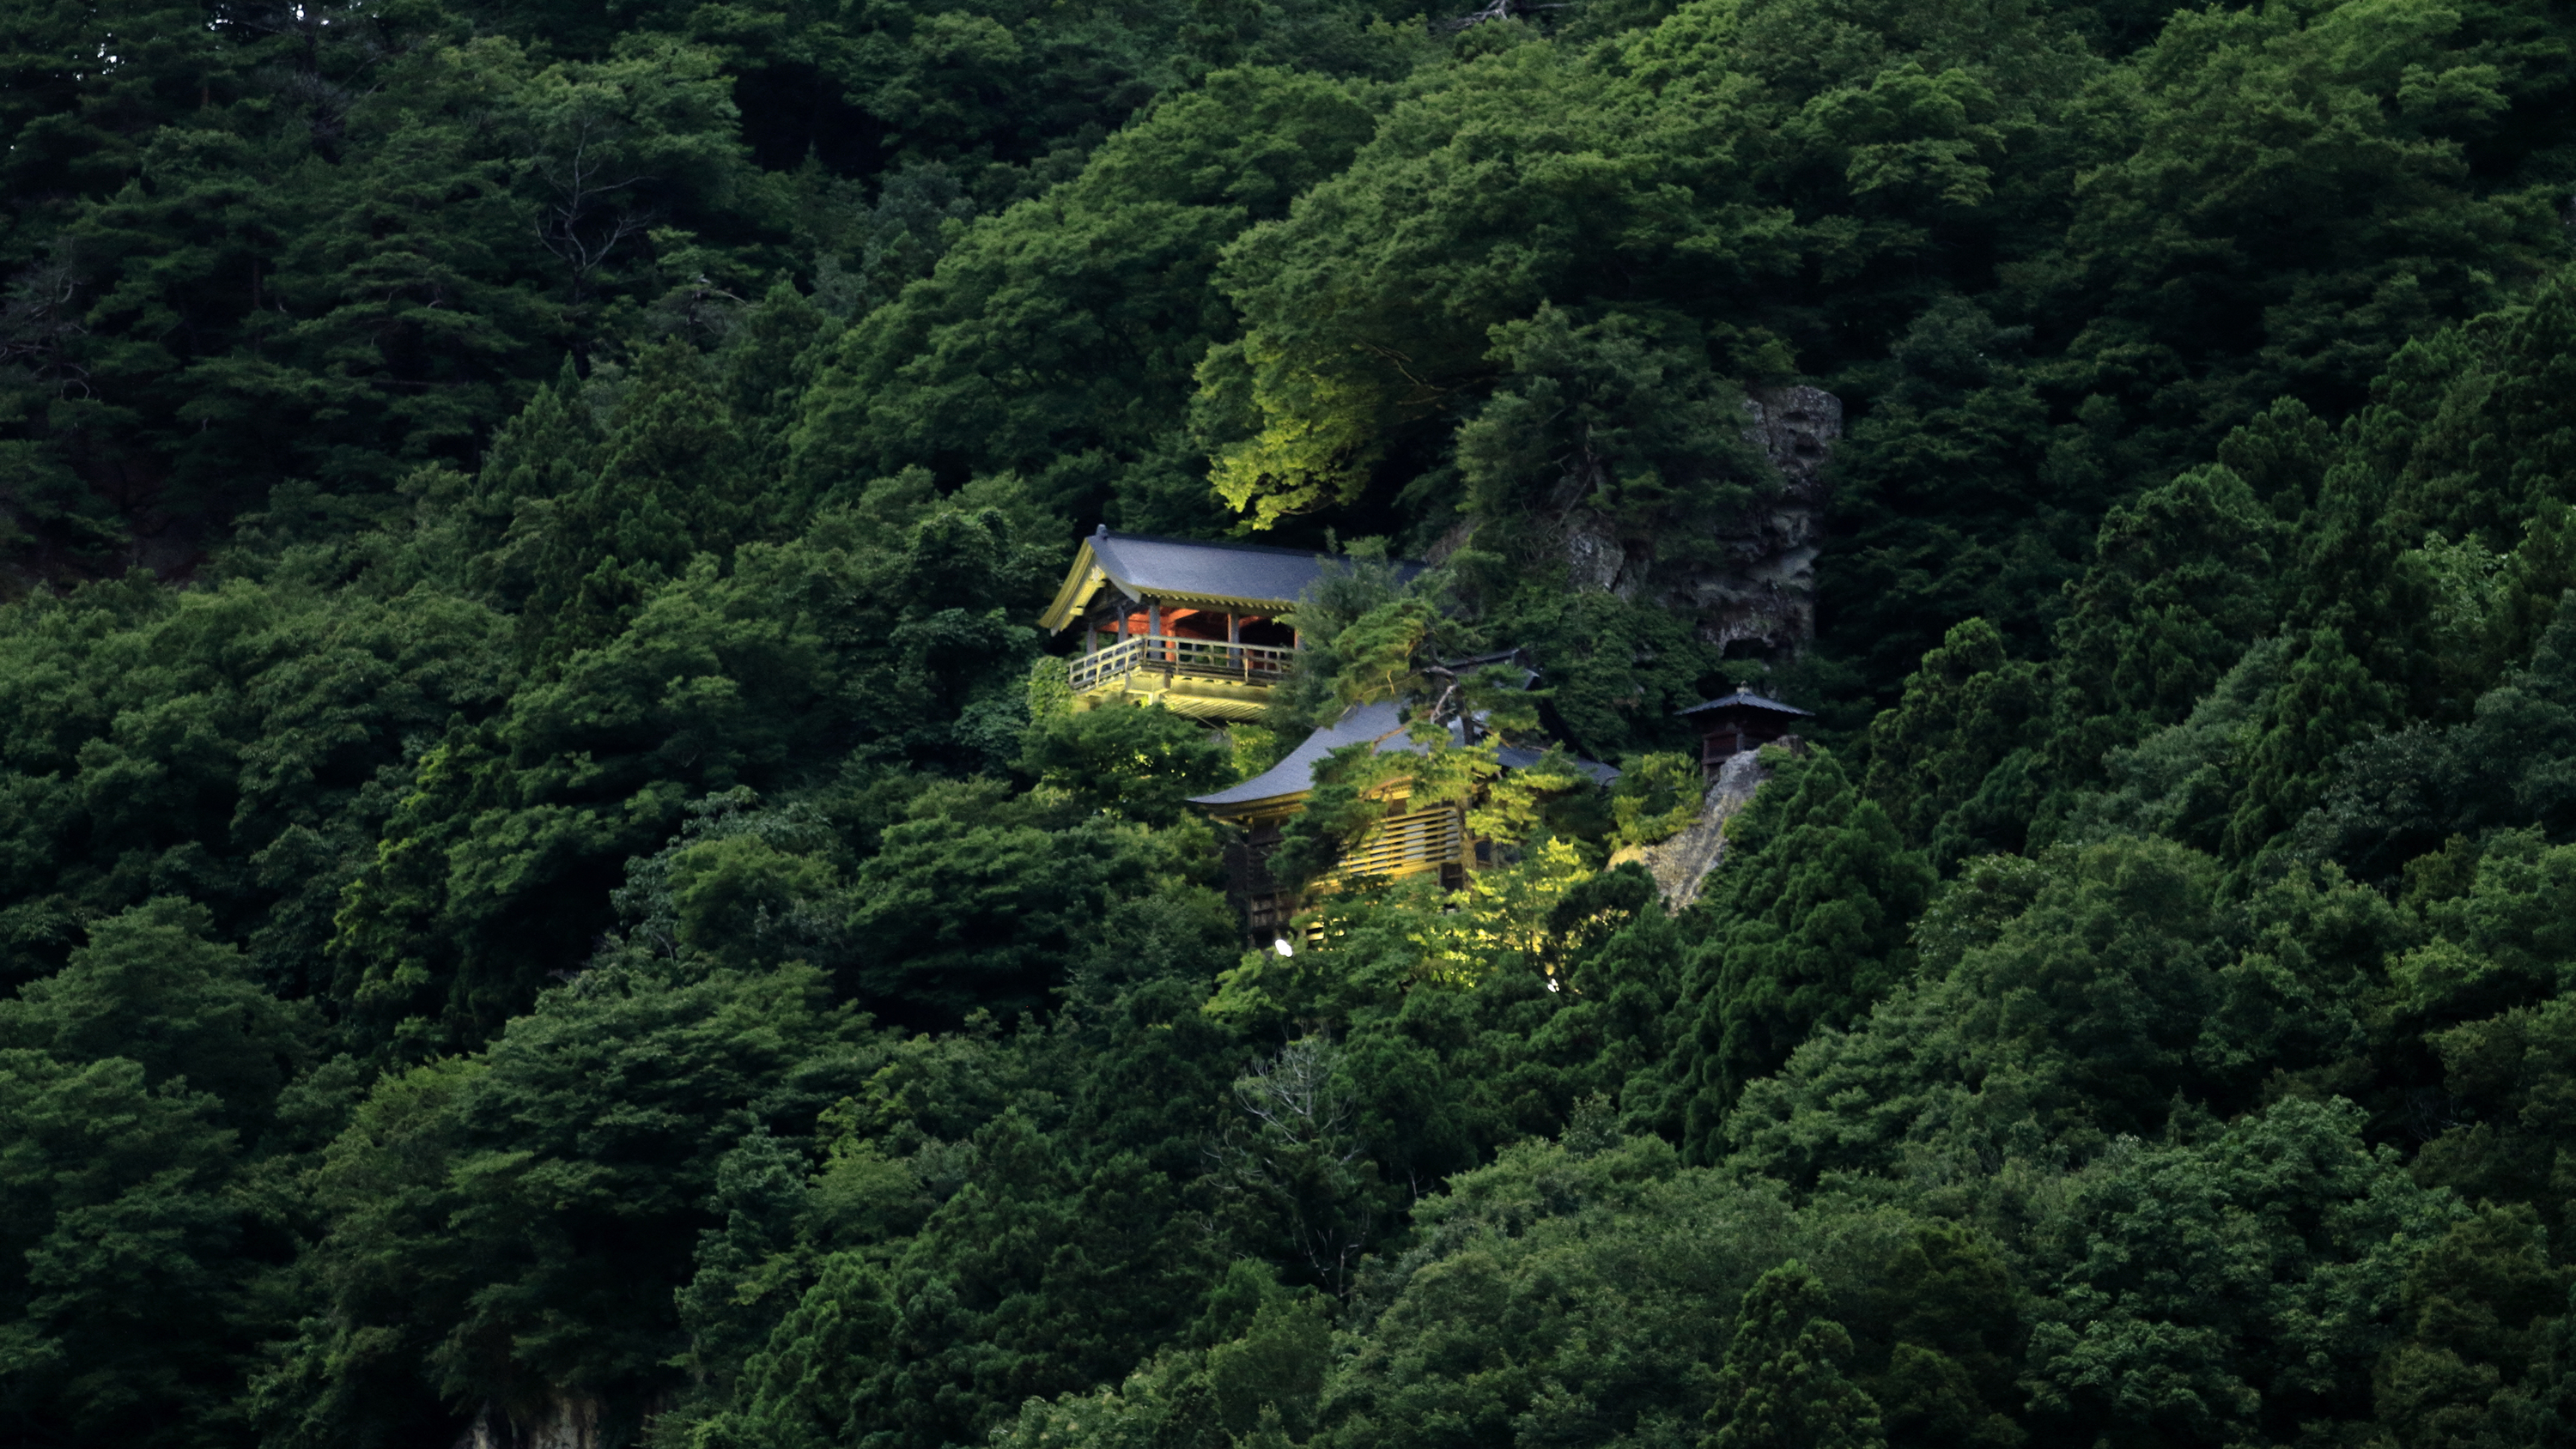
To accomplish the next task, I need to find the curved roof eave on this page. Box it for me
[1675,689,1813,718]
[1041,529,1428,634]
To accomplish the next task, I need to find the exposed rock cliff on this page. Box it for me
[1551,385,1842,655]
[1609,748,1774,909]
[452,1393,605,1449]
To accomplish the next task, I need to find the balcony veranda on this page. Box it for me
[1068,634,1297,722]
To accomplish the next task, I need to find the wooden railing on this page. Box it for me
[1069,634,1296,694]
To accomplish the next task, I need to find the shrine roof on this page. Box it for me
[1041,527,1426,632]
[1191,702,1618,815]
[1675,690,1813,718]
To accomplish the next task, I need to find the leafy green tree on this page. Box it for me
[1818,298,2079,702]
[1861,616,2047,862]
[810,482,1059,768]
[2371,1203,2574,1449]
[973,1260,1334,1449]
[790,66,1376,527]
[2045,636,2288,856]
[1022,700,1236,827]
[3,13,788,560]
[270,956,878,1448]
[671,1125,820,1406]
[704,1248,896,1449]
[0,0,234,239]
[844,795,1219,1026]
[1721,838,2228,1189]
[1305,1135,1738,1449]
[2195,858,2405,1115]
[1255,547,1432,741]
[2056,0,2566,462]
[1658,746,1934,1159]
[507,37,754,308]
[1450,305,1768,591]
[1852,1225,2026,1449]
[514,339,766,655]
[1940,837,2225,1133]
[2023,1098,2460,1449]
[2291,595,2576,880]
[1056,956,1242,1178]
[0,895,315,1130]
[1704,1262,1888,1449]
[1206,1034,1395,1297]
[0,570,513,996]
[1611,752,1704,848]
[720,1111,1221,1449]
[2045,463,2289,779]
[1204,1282,1332,1437]
[2221,626,2406,861]
[330,549,839,1056]
[1200,40,1701,532]
[1300,1131,2018,1449]
[325,480,1055,1058]
[2381,264,2576,586]
[2410,912,2576,1251]
[1479,585,1728,760]
[1201,0,2107,546]
[0,1050,253,1449]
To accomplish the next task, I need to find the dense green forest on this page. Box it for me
[4,0,2576,1441]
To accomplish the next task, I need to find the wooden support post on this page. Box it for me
[1146,601,1162,670]
[1227,612,1241,675]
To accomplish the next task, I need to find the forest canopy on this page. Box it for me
[2,0,2575,1443]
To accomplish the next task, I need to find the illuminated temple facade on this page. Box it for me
[1041,527,1614,939]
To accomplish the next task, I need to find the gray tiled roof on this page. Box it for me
[1191,701,1621,810]
[1676,690,1812,718]
[1190,700,1414,808]
[1090,530,1425,609]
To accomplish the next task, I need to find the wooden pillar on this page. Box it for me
[1146,601,1162,666]
[1227,612,1241,675]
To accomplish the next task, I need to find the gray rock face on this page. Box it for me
[1547,385,1842,653]
[1561,523,1628,593]
[1699,385,1841,653]
[451,1393,605,1449]
[1421,384,1842,658]
[1613,748,1773,909]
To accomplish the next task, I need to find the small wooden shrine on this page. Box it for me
[1677,690,1811,768]
[1039,526,1423,723]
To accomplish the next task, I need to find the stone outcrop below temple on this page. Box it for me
[1611,748,1774,909]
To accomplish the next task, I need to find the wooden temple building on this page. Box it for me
[1041,527,1616,939]
[1677,690,1812,767]
[1188,701,1616,940]
[1038,526,1423,722]
[1189,700,1451,937]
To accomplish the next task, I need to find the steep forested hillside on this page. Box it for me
[3,0,2575,1443]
